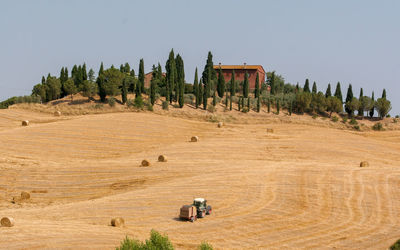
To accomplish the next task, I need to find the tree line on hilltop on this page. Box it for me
[0,50,393,120]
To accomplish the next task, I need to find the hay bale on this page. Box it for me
[218,122,223,128]
[360,161,369,167]
[20,191,30,200]
[158,155,167,162]
[54,111,61,116]
[141,159,150,167]
[1,217,14,227]
[266,128,274,133]
[191,136,199,142]
[111,217,124,227]
[21,120,29,126]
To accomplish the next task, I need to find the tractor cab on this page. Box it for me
[193,198,212,218]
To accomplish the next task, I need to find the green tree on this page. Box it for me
[121,78,128,104]
[102,67,124,97]
[358,88,364,116]
[257,96,260,112]
[217,67,225,98]
[230,70,235,96]
[138,58,145,95]
[63,78,77,101]
[175,54,185,108]
[334,82,343,103]
[295,92,312,113]
[325,83,332,97]
[97,62,106,102]
[45,76,62,101]
[311,91,326,113]
[276,99,280,114]
[212,90,216,106]
[345,97,359,117]
[269,72,276,95]
[255,73,260,98]
[165,49,176,103]
[267,99,271,113]
[81,80,97,101]
[303,79,310,93]
[41,76,46,84]
[312,81,317,94]
[82,63,87,81]
[243,71,249,98]
[326,96,343,117]
[88,68,95,82]
[150,68,157,106]
[202,51,216,95]
[230,94,233,111]
[32,84,46,102]
[369,91,375,118]
[198,79,203,108]
[359,96,373,118]
[194,68,199,108]
[382,89,386,99]
[203,80,208,110]
[375,98,391,119]
[345,84,354,116]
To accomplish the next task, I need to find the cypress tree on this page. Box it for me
[194,68,199,108]
[165,49,176,103]
[212,90,216,106]
[241,97,245,110]
[150,65,156,106]
[175,54,185,108]
[270,72,275,95]
[345,84,354,115]
[255,73,260,98]
[267,99,271,113]
[138,58,145,94]
[230,94,233,111]
[243,71,249,98]
[203,80,208,110]
[369,91,375,118]
[304,79,310,93]
[82,63,87,81]
[124,62,131,73]
[198,79,203,108]
[358,88,364,116]
[238,97,241,111]
[97,62,106,102]
[64,67,68,81]
[120,64,124,72]
[247,97,250,109]
[312,81,317,94]
[334,82,343,103]
[217,67,225,98]
[230,70,235,96]
[257,97,260,112]
[60,67,65,82]
[225,88,228,107]
[121,78,128,104]
[42,76,46,84]
[289,101,292,115]
[276,99,280,114]
[157,63,162,79]
[382,89,386,99]
[325,83,332,97]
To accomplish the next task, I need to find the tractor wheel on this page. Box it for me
[206,205,212,215]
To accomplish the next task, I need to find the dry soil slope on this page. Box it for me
[0,110,399,249]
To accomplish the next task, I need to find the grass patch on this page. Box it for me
[372,122,384,131]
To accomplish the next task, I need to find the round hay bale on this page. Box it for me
[21,120,29,126]
[217,122,223,128]
[266,128,274,133]
[141,159,150,167]
[360,161,369,167]
[191,136,199,142]
[54,111,61,116]
[1,217,14,227]
[20,191,30,200]
[158,155,167,162]
[111,217,124,227]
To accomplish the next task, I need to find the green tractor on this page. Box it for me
[193,198,212,218]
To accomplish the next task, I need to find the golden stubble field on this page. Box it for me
[0,106,400,249]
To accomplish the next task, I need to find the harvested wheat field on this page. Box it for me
[0,106,400,249]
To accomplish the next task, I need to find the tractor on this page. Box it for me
[179,198,212,222]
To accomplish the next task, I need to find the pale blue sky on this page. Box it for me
[1,0,399,114]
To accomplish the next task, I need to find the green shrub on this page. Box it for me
[353,125,360,131]
[127,99,134,108]
[162,101,169,110]
[133,96,144,109]
[391,239,400,250]
[184,94,195,105]
[147,104,153,111]
[349,118,358,125]
[312,114,318,119]
[94,103,104,109]
[331,116,339,122]
[117,230,174,250]
[396,115,399,119]
[108,97,116,107]
[198,242,213,250]
[242,107,249,113]
[393,118,397,123]
[372,122,384,131]
[342,117,348,123]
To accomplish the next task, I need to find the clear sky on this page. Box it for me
[1,0,399,115]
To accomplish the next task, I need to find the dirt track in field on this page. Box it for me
[0,107,400,249]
